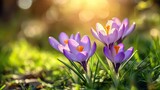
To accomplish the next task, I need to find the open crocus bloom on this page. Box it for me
[112,17,136,41]
[91,21,118,46]
[91,17,136,45]
[91,20,125,46]
[49,32,81,53]
[63,35,96,71]
[104,43,134,64]
[103,43,134,72]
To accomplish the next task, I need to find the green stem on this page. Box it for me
[83,68,94,88]
[106,58,119,88]
[95,53,119,88]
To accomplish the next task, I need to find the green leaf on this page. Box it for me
[0,85,6,90]
[95,53,110,73]
[120,59,137,81]
[95,53,119,87]
[57,59,87,83]
[93,57,99,87]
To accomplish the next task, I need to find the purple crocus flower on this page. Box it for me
[103,43,134,73]
[63,35,96,72]
[112,17,136,43]
[91,21,119,46]
[91,17,136,45]
[49,32,81,53]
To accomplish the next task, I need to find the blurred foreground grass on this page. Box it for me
[0,39,72,89]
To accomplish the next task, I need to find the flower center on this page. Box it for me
[76,45,84,52]
[64,39,68,44]
[105,25,110,35]
[114,45,120,54]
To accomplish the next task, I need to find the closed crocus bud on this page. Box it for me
[63,35,97,72]
[103,43,134,73]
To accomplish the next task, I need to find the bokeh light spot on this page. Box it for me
[150,28,160,38]
[17,0,32,10]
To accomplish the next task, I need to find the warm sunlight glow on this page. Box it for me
[61,0,110,22]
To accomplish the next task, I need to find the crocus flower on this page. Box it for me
[91,17,136,45]
[49,32,81,53]
[91,21,119,46]
[63,35,96,71]
[103,43,134,73]
[112,17,136,43]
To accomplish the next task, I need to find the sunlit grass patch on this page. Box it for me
[0,39,70,89]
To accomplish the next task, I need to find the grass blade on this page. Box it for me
[0,85,6,90]
[57,59,87,83]
[95,53,109,73]
[93,57,99,86]
[119,50,137,71]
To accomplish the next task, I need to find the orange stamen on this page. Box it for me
[105,25,110,35]
[64,40,68,44]
[114,45,120,54]
[76,46,84,52]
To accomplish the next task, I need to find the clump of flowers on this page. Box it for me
[91,17,135,73]
[49,17,136,88]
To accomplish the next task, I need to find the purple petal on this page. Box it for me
[108,29,118,44]
[70,34,74,39]
[91,28,101,41]
[98,29,106,35]
[63,49,77,61]
[112,17,121,26]
[117,24,125,40]
[58,44,69,53]
[123,22,136,38]
[76,52,88,62]
[103,46,113,61]
[98,30,109,45]
[58,44,64,53]
[80,35,91,52]
[123,47,134,61]
[49,37,60,51]
[59,32,69,45]
[68,39,79,54]
[112,22,119,29]
[114,52,125,63]
[111,45,116,57]
[117,43,124,53]
[96,23,105,32]
[122,18,129,29]
[74,32,81,42]
[88,42,96,57]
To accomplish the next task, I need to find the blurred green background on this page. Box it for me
[0,0,160,89]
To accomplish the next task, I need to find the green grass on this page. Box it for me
[0,39,70,89]
[0,34,160,89]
